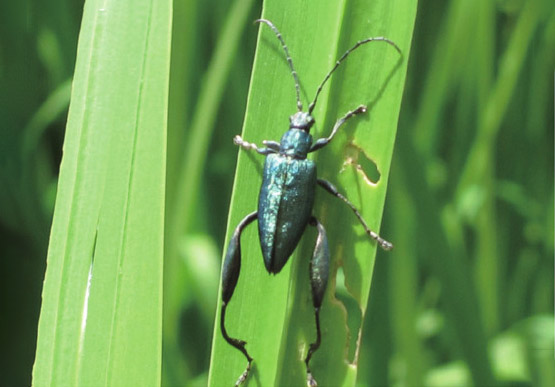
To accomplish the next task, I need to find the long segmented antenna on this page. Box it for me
[308,37,402,114]
[255,19,303,111]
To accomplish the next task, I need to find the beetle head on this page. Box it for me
[289,111,315,131]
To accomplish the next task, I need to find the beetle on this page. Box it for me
[220,19,400,386]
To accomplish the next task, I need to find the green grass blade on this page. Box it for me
[32,0,171,385]
[208,0,416,386]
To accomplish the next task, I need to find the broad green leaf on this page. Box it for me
[209,0,416,386]
[32,0,171,386]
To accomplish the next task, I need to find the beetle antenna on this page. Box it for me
[308,37,401,114]
[255,19,303,111]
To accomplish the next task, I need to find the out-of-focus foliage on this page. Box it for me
[360,0,555,385]
[0,0,553,386]
[1,1,82,385]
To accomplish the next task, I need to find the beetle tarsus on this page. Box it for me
[234,135,278,155]
[306,371,318,387]
[369,230,393,250]
[235,359,253,386]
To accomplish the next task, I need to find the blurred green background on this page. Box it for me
[1,0,553,386]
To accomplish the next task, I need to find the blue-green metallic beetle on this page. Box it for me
[221,19,400,387]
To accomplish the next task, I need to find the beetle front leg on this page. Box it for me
[221,211,258,386]
[309,105,367,152]
[305,217,330,387]
[234,135,279,155]
[317,179,393,250]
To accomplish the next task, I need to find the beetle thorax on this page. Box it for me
[279,129,313,159]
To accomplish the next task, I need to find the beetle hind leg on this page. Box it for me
[305,217,331,386]
[220,211,258,385]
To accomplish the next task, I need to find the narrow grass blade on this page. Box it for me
[32,0,171,385]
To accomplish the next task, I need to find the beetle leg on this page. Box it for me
[317,179,393,250]
[221,211,258,386]
[305,217,330,387]
[262,140,281,151]
[234,135,278,155]
[309,105,367,152]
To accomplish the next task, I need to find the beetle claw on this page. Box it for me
[380,239,394,251]
[235,359,253,386]
[368,230,394,251]
[307,371,318,387]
